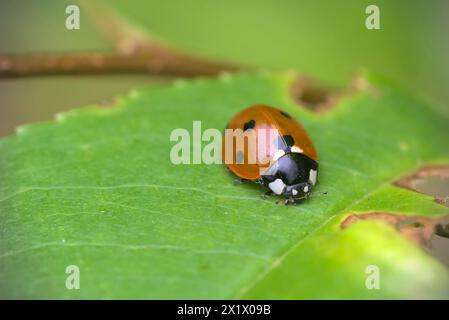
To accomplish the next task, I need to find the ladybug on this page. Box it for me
[223,105,318,204]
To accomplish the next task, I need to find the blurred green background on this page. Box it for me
[0,0,448,137]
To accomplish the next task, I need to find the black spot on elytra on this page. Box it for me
[283,135,295,147]
[274,135,295,150]
[280,110,292,119]
[243,119,256,131]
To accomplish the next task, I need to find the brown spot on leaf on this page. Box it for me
[394,165,449,207]
[341,212,449,248]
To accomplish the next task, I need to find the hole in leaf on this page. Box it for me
[394,165,449,207]
[290,76,339,113]
[436,223,449,238]
[341,212,449,266]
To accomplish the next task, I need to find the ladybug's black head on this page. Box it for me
[261,152,318,199]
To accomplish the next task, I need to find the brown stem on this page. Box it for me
[0,1,241,78]
[0,52,238,78]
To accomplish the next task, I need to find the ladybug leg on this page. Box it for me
[261,190,274,199]
[233,177,246,184]
[290,194,309,204]
[284,197,296,205]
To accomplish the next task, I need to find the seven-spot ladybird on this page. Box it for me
[223,105,318,204]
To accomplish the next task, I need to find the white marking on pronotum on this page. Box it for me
[290,146,304,154]
[268,179,286,195]
[292,189,298,196]
[309,169,317,185]
[303,185,309,193]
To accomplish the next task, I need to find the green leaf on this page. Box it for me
[1,72,448,299]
